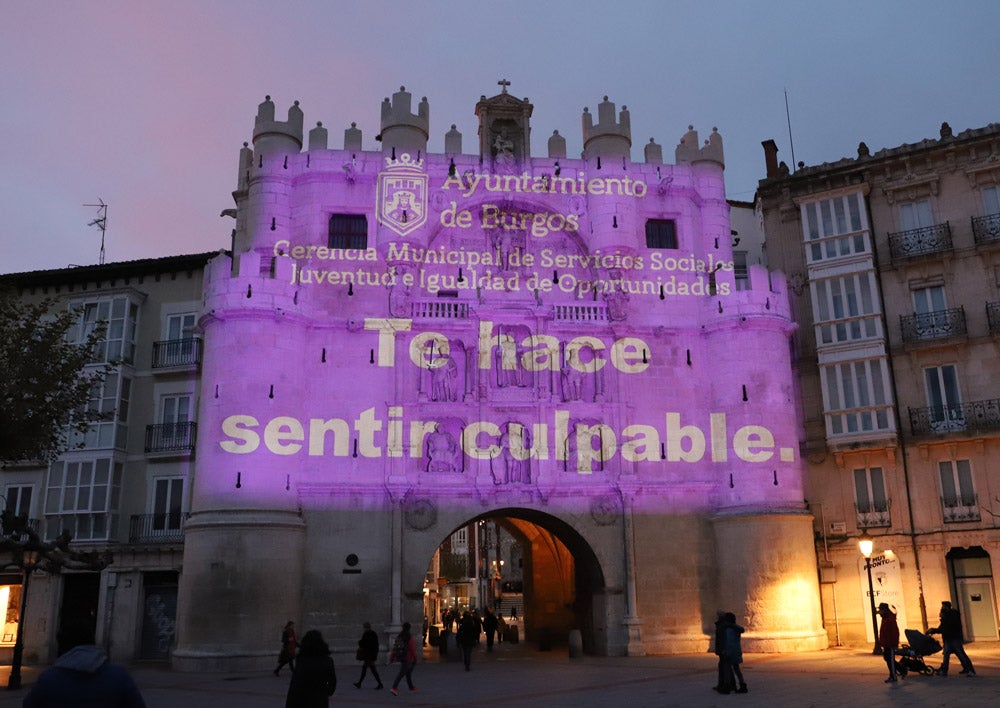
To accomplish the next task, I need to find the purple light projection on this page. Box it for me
[193,92,803,519]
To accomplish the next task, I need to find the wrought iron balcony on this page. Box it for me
[152,338,202,368]
[145,422,197,453]
[887,222,952,260]
[129,513,186,542]
[899,307,966,343]
[942,496,981,523]
[909,399,1000,435]
[972,213,1000,246]
[988,301,1000,335]
[856,500,891,529]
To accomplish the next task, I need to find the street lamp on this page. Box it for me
[7,548,39,690]
[858,531,880,655]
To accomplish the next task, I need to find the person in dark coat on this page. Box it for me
[352,621,383,689]
[712,611,728,693]
[877,603,900,683]
[274,620,298,676]
[285,629,336,708]
[457,611,478,671]
[23,619,145,708]
[723,612,748,694]
[483,608,499,651]
[928,600,976,676]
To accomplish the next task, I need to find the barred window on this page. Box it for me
[328,214,368,249]
[644,219,677,249]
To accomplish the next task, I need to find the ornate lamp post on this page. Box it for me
[858,531,880,655]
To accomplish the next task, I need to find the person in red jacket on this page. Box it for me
[877,603,900,683]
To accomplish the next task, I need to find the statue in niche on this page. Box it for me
[496,336,525,388]
[560,357,584,401]
[426,423,458,473]
[430,354,459,402]
[494,229,523,272]
[493,128,516,170]
[388,265,412,317]
[494,424,530,484]
[604,269,630,321]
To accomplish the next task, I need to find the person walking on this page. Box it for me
[877,603,900,683]
[389,622,418,695]
[483,608,499,652]
[457,611,477,671]
[23,619,146,708]
[353,622,383,689]
[928,600,976,676]
[274,621,298,676]
[285,629,336,707]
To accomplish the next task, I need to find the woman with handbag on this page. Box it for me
[352,622,383,689]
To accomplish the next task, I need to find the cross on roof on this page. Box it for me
[498,78,511,94]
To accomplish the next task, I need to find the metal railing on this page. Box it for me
[988,301,1000,335]
[129,513,186,542]
[856,500,891,529]
[972,213,1000,246]
[941,496,981,523]
[152,338,202,368]
[888,222,952,260]
[899,307,966,343]
[908,399,1000,435]
[145,422,197,453]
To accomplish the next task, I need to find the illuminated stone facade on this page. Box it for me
[170,86,826,669]
[758,122,1000,646]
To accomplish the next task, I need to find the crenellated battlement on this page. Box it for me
[675,125,724,168]
[253,96,303,158]
[582,96,632,159]
[379,86,430,157]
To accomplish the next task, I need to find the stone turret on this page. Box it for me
[344,121,363,151]
[252,96,303,159]
[308,122,328,151]
[675,125,725,168]
[547,130,567,159]
[379,86,429,158]
[582,96,631,159]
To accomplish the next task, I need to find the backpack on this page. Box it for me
[391,634,408,661]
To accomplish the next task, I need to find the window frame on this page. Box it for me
[328,213,368,250]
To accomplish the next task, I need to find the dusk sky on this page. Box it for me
[2,0,999,274]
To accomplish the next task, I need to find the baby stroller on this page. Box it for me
[896,629,942,676]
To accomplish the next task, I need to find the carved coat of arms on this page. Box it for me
[376,153,427,237]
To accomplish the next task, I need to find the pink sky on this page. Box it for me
[2,0,999,274]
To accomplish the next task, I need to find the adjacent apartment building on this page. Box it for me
[757,121,1000,646]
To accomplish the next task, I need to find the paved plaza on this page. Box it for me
[1,640,998,707]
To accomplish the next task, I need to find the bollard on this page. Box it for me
[568,629,583,658]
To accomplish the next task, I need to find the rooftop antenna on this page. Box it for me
[784,88,797,172]
[84,199,108,264]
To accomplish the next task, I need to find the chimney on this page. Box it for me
[762,139,779,179]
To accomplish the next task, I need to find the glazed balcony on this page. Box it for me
[145,422,197,453]
[908,399,1000,436]
[941,496,981,524]
[856,500,891,529]
[151,338,202,369]
[128,513,186,543]
[887,222,952,261]
[899,307,966,343]
[972,212,1000,246]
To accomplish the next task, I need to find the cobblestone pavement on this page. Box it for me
[2,641,998,707]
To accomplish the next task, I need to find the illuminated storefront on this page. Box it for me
[170,86,828,670]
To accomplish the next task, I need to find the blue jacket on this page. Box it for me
[23,645,145,708]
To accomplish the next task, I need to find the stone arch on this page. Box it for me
[417,506,611,655]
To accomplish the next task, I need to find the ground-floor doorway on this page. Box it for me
[947,546,999,641]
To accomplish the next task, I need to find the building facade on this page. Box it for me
[2,85,827,668]
[0,254,213,664]
[757,122,1000,646]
